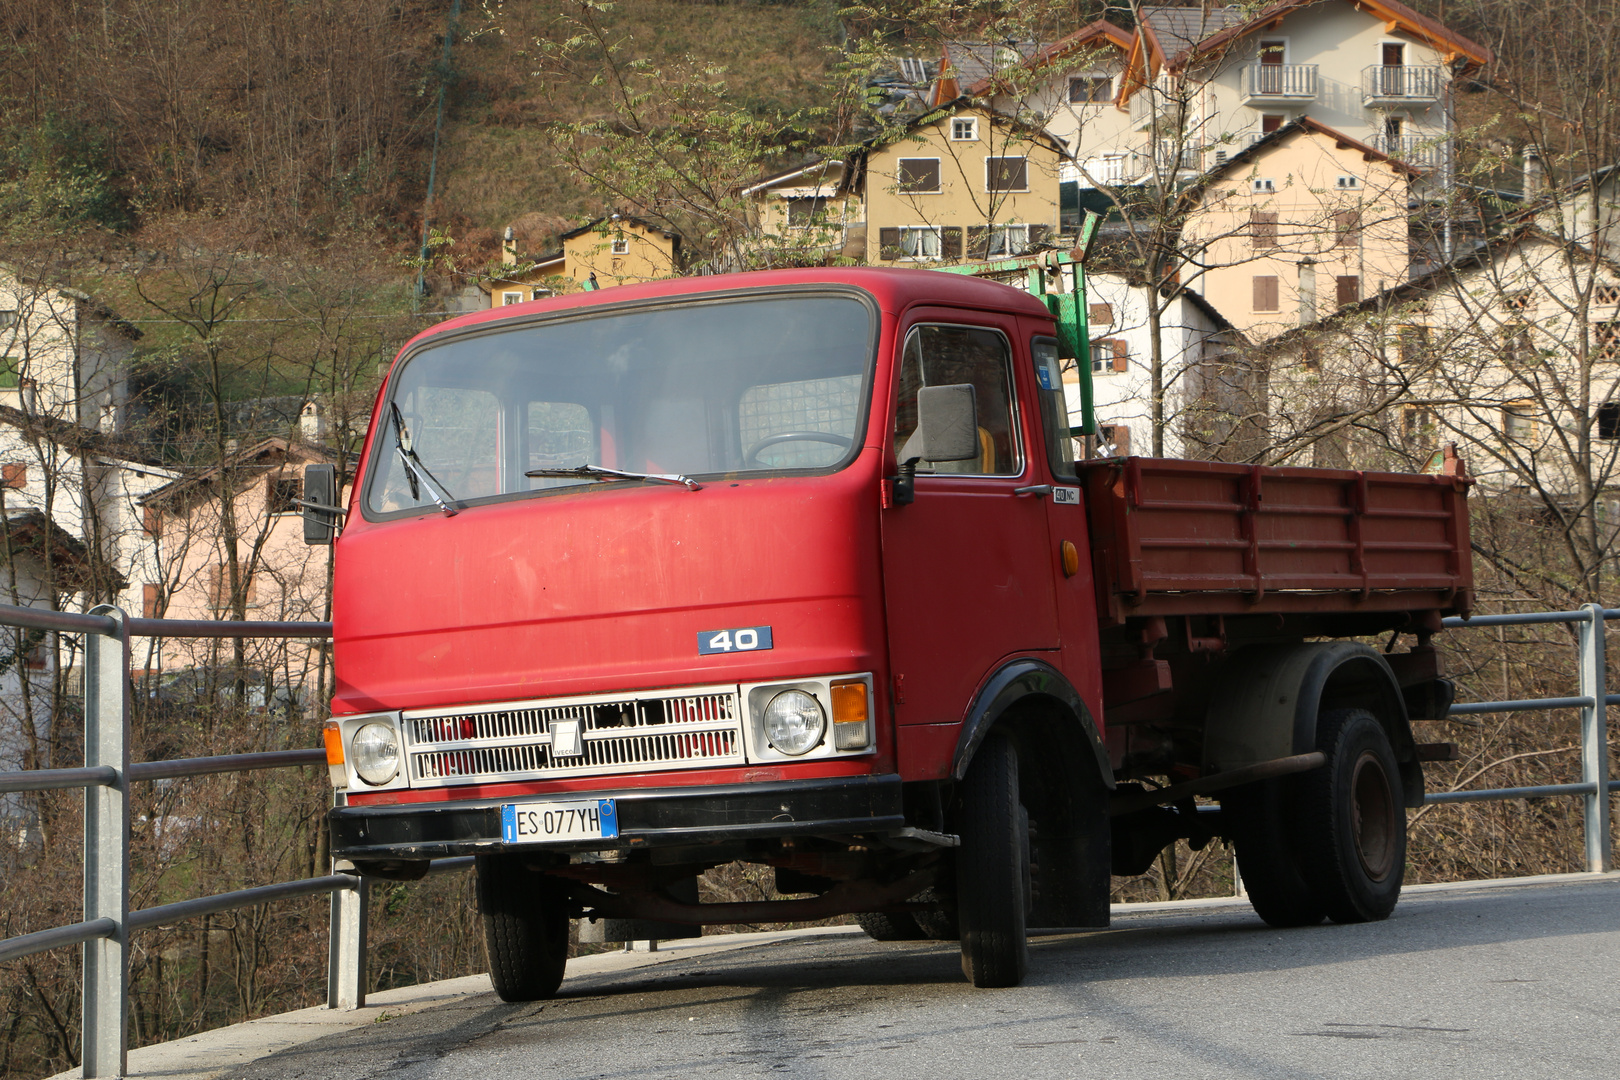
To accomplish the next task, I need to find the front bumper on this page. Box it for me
[328,773,905,861]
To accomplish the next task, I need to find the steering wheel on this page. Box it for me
[744,431,853,466]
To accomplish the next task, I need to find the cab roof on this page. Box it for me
[406,266,1053,355]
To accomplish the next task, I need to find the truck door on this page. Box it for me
[880,312,1060,776]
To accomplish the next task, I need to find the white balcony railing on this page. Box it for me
[1370,133,1445,170]
[1362,65,1443,104]
[1239,63,1318,101]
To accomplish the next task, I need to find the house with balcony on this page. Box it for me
[1180,116,1418,341]
[741,160,866,263]
[1114,0,1491,187]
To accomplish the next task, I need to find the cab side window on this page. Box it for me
[893,325,1020,475]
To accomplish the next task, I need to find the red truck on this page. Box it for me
[307,264,1471,997]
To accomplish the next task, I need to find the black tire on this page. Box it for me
[476,854,570,1002]
[855,911,928,940]
[1226,778,1326,929]
[954,733,1029,988]
[1295,708,1406,923]
[913,886,960,941]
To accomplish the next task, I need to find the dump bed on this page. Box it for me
[1081,457,1473,625]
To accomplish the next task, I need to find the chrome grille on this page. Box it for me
[401,685,745,785]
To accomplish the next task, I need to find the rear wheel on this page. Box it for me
[1226,779,1326,929]
[954,733,1029,988]
[477,854,570,1002]
[1295,709,1406,923]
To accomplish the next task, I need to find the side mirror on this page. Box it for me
[893,384,978,505]
[302,464,342,545]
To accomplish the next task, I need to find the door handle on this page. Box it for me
[1014,485,1053,498]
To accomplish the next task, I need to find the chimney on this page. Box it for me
[1523,145,1544,200]
[501,226,517,267]
[300,400,327,444]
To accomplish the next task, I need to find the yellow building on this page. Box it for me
[1182,117,1415,341]
[864,102,1066,264]
[487,216,682,306]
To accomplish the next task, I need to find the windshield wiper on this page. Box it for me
[390,403,459,516]
[525,464,702,491]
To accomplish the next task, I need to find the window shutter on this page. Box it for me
[1089,303,1113,326]
[208,564,224,609]
[1249,211,1277,248]
[899,158,940,193]
[941,227,963,259]
[1336,275,1360,306]
[143,506,161,536]
[1,463,25,489]
[1028,224,1050,249]
[1334,209,1361,247]
[1253,276,1280,311]
[878,227,900,260]
[142,584,159,620]
[967,226,989,259]
[987,156,1028,192]
[1111,340,1128,372]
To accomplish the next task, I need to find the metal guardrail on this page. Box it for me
[0,602,429,1079]
[1434,603,1616,873]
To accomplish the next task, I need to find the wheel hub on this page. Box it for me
[1349,750,1396,882]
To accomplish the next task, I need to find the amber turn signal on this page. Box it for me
[830,679,871,750]
[1061,539,1080,578]
[323,720,345,765]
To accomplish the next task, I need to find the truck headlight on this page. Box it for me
[763,690,826,756]
[351,722,401,785]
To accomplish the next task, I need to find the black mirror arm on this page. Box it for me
[891,455,922,506]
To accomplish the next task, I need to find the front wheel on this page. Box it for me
[1295,709,1406,923]
[954,733,1029,988]
[477,854,570,1002]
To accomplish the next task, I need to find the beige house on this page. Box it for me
[0,266,138,432]
[741,160,865,262]
[488,216,682,305]
[864,102,1066,263]
[138,438,338,689]
[1255,226,1620,493]
[1182,117,1416,341]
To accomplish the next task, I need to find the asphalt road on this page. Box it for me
[226,877,1620,1080]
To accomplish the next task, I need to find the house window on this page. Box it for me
[1401,405,1436,441]
[987,224,1030,256]
[0,310,15,329]
[1503,328,1533,367]
[895,226,944,259]
[951,118,979,141]
[1,464,24,489]
[1334,210,1361,247]
[267,476,301,514]
[1253,276,1280,312]
[786,196,829,227]
[1597,285,1620,304]
[1091,338,1128,375]
[1501,403,1535,442]
[1089,303,1114,327]
[1335,175,1361,189]
[531,288,550,301]
[1335,275,1360,306]
[1098,423,1131,456]
[1252,177,1275,194]
[1595,321,1620,359]
[897,158,941,193]
[1069,76,1113,103]
[1250,210,1278,248]
[1384,115,1404,139]
[501,291,524,305]
[0,357,20,389]
[986,156,1029,193]
[1598,402,1620,439]
[610,238,629,255]
[1505,291,1535,312]
[1398,325,1431,365]
[898,57,929,83]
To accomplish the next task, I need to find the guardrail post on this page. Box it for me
[327,871,368,1010]
[82,606,130,1077]
[1578,603,1612,872]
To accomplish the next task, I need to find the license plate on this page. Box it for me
[500,799,619,844]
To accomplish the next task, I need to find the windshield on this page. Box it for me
[365,292,877,518]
